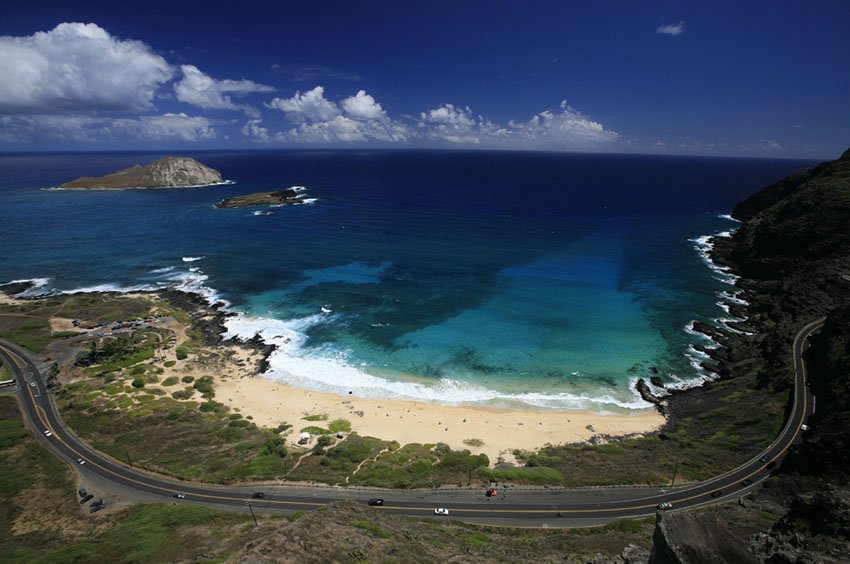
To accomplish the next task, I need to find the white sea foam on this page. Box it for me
[149,266,175,274]
[5,277,53,297]
[182,256,204,262]
[718,214,741,222]
[291,186,307,193]
[221,310,652,411]
[719,290,749,306]
[301,198,318,205]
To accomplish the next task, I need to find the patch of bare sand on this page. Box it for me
[215,373,664,465]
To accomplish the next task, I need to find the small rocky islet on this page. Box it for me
[215,188,307,209]
[57,156,224,189]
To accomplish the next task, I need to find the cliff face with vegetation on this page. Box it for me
[704,147,850,562]
[58,156,223,189]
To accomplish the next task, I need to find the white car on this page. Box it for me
[173,493,186,499]
[801,424,809,431]
[434,508,449,516]
[657,502,673,510]
[76,458,86,465]
[43,429,52,437]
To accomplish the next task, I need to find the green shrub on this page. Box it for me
[181,375,194,383]
[131,378,145,389]
[164,360,177,367]
[171,389,194,400]
[175,348,188,360]
[328,419,352,433]
[161,376,179,387]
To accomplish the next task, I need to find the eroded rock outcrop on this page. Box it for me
[649,510,757,564]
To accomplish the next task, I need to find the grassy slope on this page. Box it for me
[0,395,273,563]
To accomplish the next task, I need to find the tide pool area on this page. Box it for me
[0,150,817,410]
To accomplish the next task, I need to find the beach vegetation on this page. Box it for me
[171,389,193,400]
[175,347,188,360]
[302,413,328,422]
[328,418,352,433]
[463,438,484,447]
[181,375,194,383]
[300,425,331,435]
[131,378,145,388]
[161,376,179,386]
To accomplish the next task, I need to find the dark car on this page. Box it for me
[90,499,104,508]
[78,488,87,498]
[80,494,94,504]
[710,490,723,498]
[251,492,265,499]
[758,454,770,464]
[741,478,754,487]
[367,498,384,506]
[90,505,104,513]
[556,512,566,517]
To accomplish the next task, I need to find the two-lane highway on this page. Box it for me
[0,318,821,525]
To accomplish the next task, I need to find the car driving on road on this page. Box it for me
[173,493,186,499]
[657,502,673,510]
[43,429,52,437]
[434,508,449,516]
[367,498,384,506]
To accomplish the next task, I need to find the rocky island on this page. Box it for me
[58,156,224,189]
[215,188,306,209]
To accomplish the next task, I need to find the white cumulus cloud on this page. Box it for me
[174,64,274,117]
[111,113,217,141]
[286,115,409,143]
[418,104,507,144]
[342,90,386,120]
[507,101,619,147]
[265,86,341,123]
[241,119,276,142]
[0,22,173,112]
[656,21,685,36]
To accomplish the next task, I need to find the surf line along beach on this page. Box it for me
[215,372,664,465]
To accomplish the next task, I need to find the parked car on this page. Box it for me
[78,488,87,497]
[251,492,265,499]
[434,508,449,516]
[367,498,384,506]
[657,502,673,510]
[80,494,94,504]
[90,499,104,508]
[90,505,104,513]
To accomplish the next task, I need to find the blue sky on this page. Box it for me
[0,0,847,157]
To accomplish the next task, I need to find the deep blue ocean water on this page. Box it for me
[0,150,817,410]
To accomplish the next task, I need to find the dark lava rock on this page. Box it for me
[649,510,757,564]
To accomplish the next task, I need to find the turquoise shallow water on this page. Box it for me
[0,150,817,410]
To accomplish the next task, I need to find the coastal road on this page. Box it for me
[0,318,821,526]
